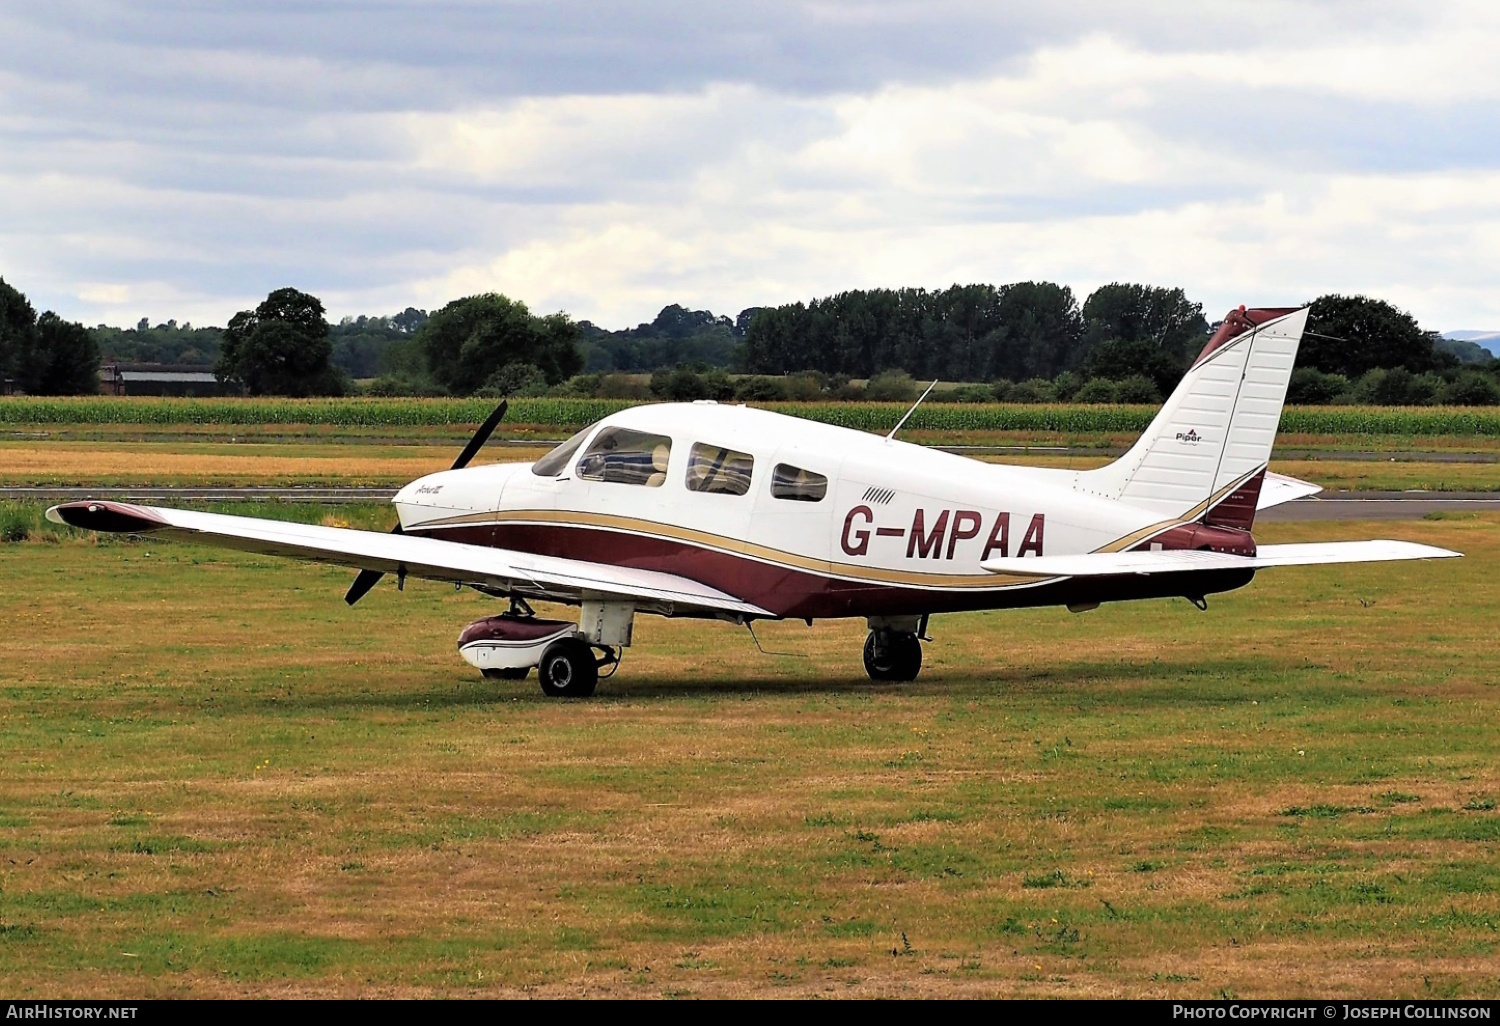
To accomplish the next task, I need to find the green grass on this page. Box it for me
[0,514,1496,996]
[0,500,396,545]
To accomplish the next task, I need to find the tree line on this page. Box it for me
[740,284,1498,405]
[0,277,101,395]
[2,272,1498,404]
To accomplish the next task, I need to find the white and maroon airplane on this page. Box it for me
[49,306,1458,697]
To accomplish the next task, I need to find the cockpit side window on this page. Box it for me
[531,423,596,477]
[576,427,672,487]
[685,443,754,496]
[771,463,827,502]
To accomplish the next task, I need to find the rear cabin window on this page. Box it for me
[576,428,672,487]
[531,423,596,476]
[771,463,827,502]
[685,443,754,496]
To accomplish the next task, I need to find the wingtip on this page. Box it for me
[1375,539,1463,559]
[45,500,169,532]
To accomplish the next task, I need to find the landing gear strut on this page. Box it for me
[863,628,923,682]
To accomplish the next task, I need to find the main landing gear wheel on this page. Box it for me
[863,630,923,682]
[538,638,599,698]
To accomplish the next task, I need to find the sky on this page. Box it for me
[4,1,1500,332]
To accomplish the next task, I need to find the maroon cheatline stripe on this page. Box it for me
[1193,306,1300,366]
[458,616,574,648]
[1204,467,1266,533]
[413,521,1255,619]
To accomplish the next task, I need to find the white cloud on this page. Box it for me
[4,3,1500,330]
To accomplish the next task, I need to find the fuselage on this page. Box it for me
[392,403,1256,620]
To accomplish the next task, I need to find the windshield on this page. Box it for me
[576,428,672,487]
[531,422,597,477]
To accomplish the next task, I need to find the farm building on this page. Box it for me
[100,363,241,397]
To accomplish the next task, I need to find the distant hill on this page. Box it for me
[1444,330,1500,357]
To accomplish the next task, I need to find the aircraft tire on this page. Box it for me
[482,667,531,680]
[538,638,599,698]
[863,630,922,682]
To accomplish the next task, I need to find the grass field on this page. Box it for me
[3,438,1498,492]
[0,511,1495,997]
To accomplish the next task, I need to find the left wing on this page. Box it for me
[981,539,1460,578]
[47,501,771,619]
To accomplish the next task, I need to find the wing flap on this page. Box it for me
[981,539,1460,578]
[47,501,771,618]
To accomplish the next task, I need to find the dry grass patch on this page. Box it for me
[0,441,550,487]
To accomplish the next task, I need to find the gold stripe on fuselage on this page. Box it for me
[404,508,1047,590]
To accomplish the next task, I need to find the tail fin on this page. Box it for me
[1081,306,1308,523]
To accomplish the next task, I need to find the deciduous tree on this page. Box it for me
[216,287,343,396]
[0,276,38,389]
[31,312,100,394]
[418,293,582,396]
[1302,295,1441,378]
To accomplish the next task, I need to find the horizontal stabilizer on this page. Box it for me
[981,539,1460,578]
[1257,471,1322,510]
[45,501,770,618]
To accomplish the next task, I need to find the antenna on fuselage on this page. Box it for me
[885,379,939,442]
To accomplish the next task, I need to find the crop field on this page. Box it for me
[0,509,1496,997]
[5,396,1500,437]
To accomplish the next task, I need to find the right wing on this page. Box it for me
[47,501,771,619]
[981,539,1460,578]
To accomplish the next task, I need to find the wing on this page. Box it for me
[47,501,771,619]
[981,539,1460,578]
[1257,471,1323,510]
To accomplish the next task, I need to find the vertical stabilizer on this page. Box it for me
[1080,306,1307,520]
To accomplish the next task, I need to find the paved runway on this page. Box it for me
[7,486,1498,521]
[1257,493,1500,521]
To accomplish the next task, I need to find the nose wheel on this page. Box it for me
[863,629,923,682]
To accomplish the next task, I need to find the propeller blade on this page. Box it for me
[344,568,384,606]
[450,399,508,471]
[344,522,404,605]
[346,401,504,605]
